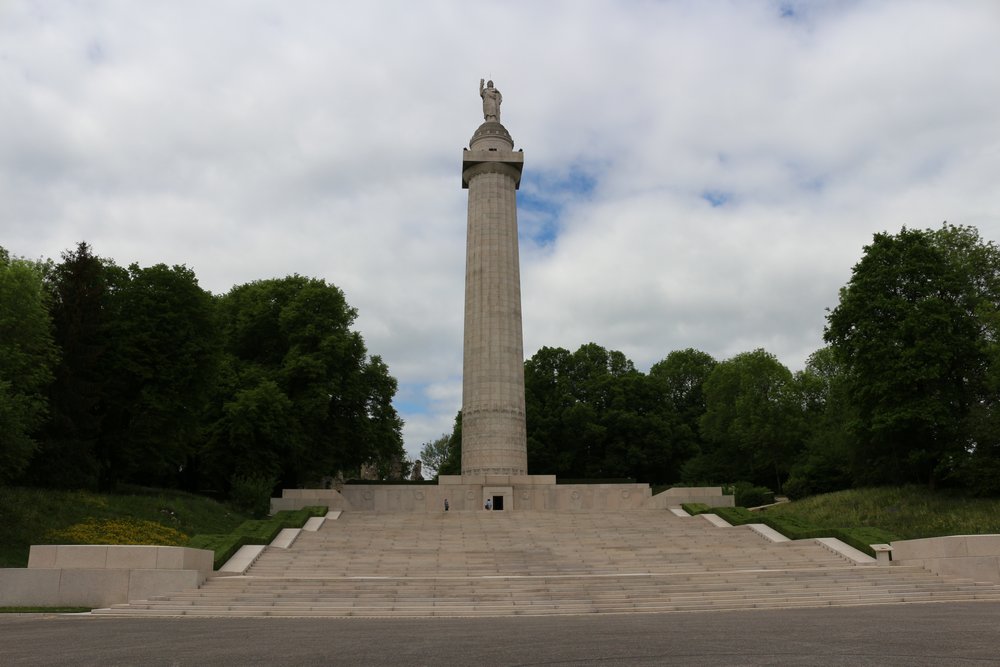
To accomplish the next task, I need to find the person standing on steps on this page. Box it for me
[444,498,449,512]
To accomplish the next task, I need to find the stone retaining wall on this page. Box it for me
[0,545,213,608]
[891,535,1000,583]
[270,479,735,513]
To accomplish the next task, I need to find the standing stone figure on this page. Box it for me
[480,79,502,122]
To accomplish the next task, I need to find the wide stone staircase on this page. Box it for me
[93,510,1000,617]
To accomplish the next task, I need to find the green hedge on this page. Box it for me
[187,506,328,570]
[682,505,897,558]
[680,503,710,515]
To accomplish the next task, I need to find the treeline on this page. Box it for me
[425,224,1000,498]
[0,242,405,497]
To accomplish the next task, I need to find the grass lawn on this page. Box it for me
[760,485,1000,540]
[0,485,247,568]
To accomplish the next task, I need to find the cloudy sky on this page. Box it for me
[3,1,999,460]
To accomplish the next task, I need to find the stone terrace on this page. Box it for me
[94,510,1000,617]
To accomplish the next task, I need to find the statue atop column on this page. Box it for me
[480,78,502,123]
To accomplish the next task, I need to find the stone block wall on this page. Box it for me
[891,535,1000,583]
[0,545,213,608]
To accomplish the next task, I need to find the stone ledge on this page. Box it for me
[28,545,212,575]
[746,523,790,543]
[892,535,1000,583]
[0,567,204,608]
[814,537,876,564]
[218,545,267,575]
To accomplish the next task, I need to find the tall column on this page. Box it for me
[460,115,527,476]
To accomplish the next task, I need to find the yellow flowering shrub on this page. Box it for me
[48,518,188,546]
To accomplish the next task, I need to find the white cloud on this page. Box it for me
[2,0,999,458]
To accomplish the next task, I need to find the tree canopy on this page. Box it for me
[2,242,407,498]
[7,222,1000,501]
[825,224,1000,489]
[0,248,58,482]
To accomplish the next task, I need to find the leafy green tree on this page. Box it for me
[204,276,404,490]
[649,348,716,473]
[784,347,854,499]
[693,349,802,490]
[30,243,119,488]
[524,343,682,483]
[440,411,463,476]
[99,263,219,489]
[0,248,58,482]
[825,224,1000,488]
[419,433,453,478]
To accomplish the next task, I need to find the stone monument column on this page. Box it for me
[460,79,527,476]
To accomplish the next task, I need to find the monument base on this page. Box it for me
[270,478,733,514]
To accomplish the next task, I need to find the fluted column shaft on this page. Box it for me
[461,159,527,476]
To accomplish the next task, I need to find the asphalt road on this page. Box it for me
[3,602,1000,666]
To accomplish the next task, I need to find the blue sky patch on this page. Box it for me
[518,167,597,246]
[701,190,731,207]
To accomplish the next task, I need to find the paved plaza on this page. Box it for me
[5,602,1000,665]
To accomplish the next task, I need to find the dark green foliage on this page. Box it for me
[0,485,246,567]
[728,481,775,507]
[687,349,802,490]
[524,343,685,484]
[439,411,463,475]
[0,248,58,483]
[100,262,219,489]
[229,474,278,518]
[202,276,405,491]
[680,503,710,515]
[649,348,716,463]
[30,243,111,489]
[3,241,405,502]
[826,224,1000,490]
[783,348,855,499]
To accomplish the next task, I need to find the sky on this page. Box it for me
[3,1,1000,461]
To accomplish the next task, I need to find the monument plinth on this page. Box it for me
[460,79,528,476]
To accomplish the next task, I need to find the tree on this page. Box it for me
[784,347,854,498]
[693,349,802,490]
[825,224,1000,488]
[99,262,220,489]
[524,343,683,483]
[203,276,405,490]
[649,348,716,474]
[440,411,463,476]
[31,242,125,489]
[0,248,58,482]
[419,433,453,478]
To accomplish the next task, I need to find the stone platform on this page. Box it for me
[270,479,734,513]
[93,509,1000,617]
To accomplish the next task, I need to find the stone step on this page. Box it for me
[93,510,1000,617]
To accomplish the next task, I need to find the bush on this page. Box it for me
[47,518,188,546]
[680,503,710,515]
[728,482,775,507]
[229,474,276,518]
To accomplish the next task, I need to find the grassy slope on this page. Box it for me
[760,485,1000,540]
[0,485,247,568]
